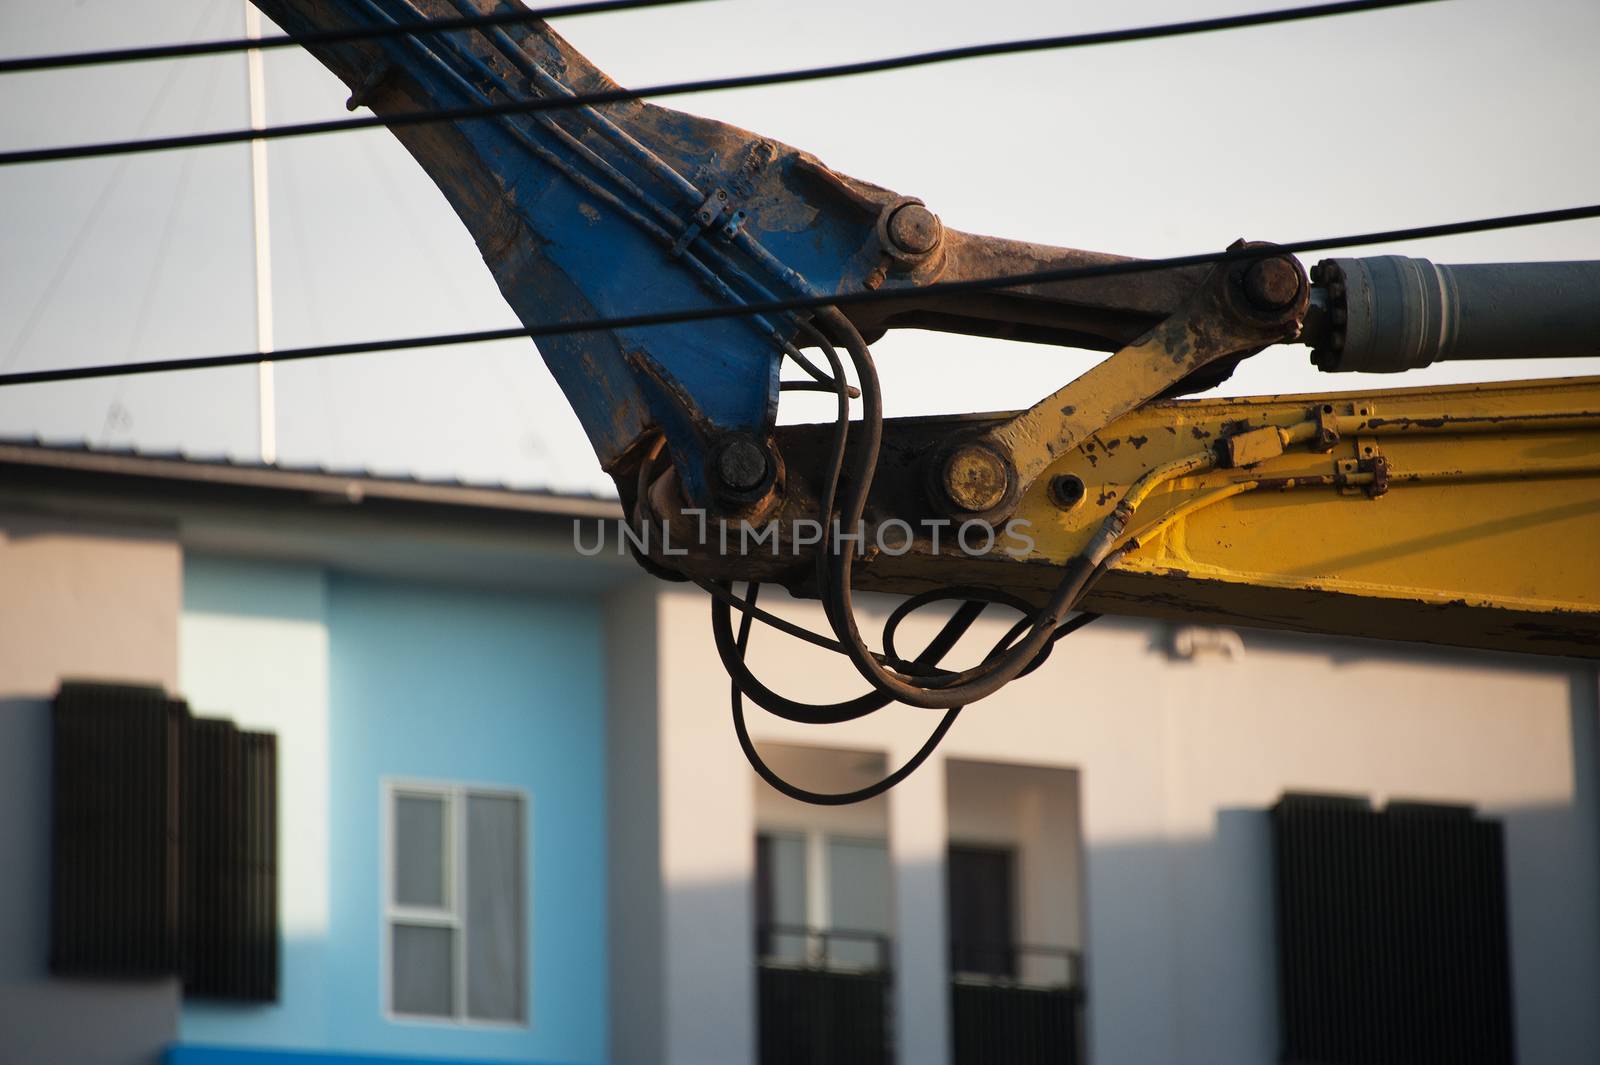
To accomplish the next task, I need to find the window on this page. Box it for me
[755,831,891,969]
[755,831,893,1065]
[384,782,526,1024]
[947,845,1016,978]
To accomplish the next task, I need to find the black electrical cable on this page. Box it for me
[880,587,1038,668]
[0,0,708,76]
[880,587,1098,678]
[698,578,850,656]
[700,575,1097,667]
[0,0,1443,167]
[731,690,959,807]
[629,283,1102,799]
[727,583,1102,805]
[3,201,1592,389]
[712,588,962,725]
[729,583,965,806]
[703,311,1102,728]
[689,311,1033,727]
[767,294,1108,711]
[812,306,1105,708]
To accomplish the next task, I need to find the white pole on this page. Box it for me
[245,3,276,464]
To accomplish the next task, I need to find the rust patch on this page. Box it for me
[1190,426,1212,439]
[1129,434,1149,450]
[1367,411,1600,431]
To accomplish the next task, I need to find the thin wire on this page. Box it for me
[0,0,709,75]
[0,0,224,373]
[0,0,1444,166]
[2,201,1593,387]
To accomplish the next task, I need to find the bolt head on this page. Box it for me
[886,203,942,256]
[716,437,768,492]
[941,443,1010,513]
[1242,256,1301,311]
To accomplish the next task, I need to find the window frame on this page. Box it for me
[381,777,529,1029]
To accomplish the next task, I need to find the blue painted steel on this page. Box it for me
[253,0,889,501]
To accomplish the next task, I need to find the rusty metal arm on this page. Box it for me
[248,0,1224,507]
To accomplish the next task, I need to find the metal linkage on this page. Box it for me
[930,246,1310,521]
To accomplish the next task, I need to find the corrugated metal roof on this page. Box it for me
[0,435,624,519]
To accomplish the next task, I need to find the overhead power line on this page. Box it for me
[0,0,1442,167]
[1,202,1592,389]
[0,0,708,75]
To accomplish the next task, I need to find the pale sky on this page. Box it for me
[2,0,1596,494]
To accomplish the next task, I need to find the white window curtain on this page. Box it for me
[466,794,524,1022]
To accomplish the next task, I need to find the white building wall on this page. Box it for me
[619,583,761,1065]
[638,582,1600,1065]
[177,554,332,1045]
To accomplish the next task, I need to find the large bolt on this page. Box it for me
[1242,256,1301,311]
[715,436,768,493]
[886,203,942,257]
[941,443,1010,513]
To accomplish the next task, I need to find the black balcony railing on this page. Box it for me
[757,924,892,1065]
[951,942,1084,1065]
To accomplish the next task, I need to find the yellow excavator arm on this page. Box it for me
[817,374,1600,658]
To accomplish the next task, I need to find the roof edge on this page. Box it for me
[0,441,624,521]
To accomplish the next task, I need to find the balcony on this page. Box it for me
[756,924,892,1065]
[951,943,1084,1065]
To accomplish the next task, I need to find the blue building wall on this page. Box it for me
[177,558,609,1064]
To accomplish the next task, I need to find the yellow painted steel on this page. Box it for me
[860,375,1600,658]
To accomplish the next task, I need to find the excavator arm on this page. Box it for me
[254,0,1600,660]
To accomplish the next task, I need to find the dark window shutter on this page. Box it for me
[50,682,278,1001]
[755,834,776,955]
[181,718,279,1000]
[50,683,182,977]
[1272,793,1515,1065]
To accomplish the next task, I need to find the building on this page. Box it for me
[2,438,1597,1065]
